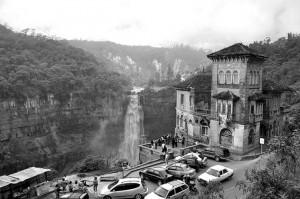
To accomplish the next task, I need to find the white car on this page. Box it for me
[99,178,148,199]
[145,180,189,199]
[175,152,205,162]
[197,165,233,185]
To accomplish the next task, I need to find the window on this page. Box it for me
[217,101,221,113]
[249,71,253,85]
[257,71,260,85]
[250,104,255,114]
[125,183,140,190]
[180,94,184,105]
[222,102,226,114]
[248,129,255,145]
[167,190,175,197]
[189,96,193,107]
[225,71,232,84]
[201,126,208,136]
[218,71,225,84]
[181,184,188,191]
[233,71,239,84]
[175,187,183,194]
[113,184,127,191]
[227,103,232,116]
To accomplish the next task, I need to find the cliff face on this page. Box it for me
[0,95,129,175]
[0,24,131,175]
[140,87,176,140]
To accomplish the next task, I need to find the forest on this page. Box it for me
[0,24,130,106]
[249,33,300,90]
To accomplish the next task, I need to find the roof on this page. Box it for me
[210,165,226,171]
[207,43,267,60]
[119,178,141,183]
[0,180,10,189]
[161,180,185,190]
[262,79,293,94]
[248,93,266,101]
[60,192,88,199]
[9,167,51,182]
[174,73,211,92]
[0,175,20,184]
[213,91,239,101]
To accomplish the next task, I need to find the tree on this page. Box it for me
[236,128,300,199]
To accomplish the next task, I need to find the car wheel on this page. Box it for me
[158,180,162,186]
[135,194,143,199]
[103,196,111,199]
[215,156,220,162]
[182,195,188,199]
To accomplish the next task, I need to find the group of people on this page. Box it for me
[56,176,99,196]
[150,133,186,150]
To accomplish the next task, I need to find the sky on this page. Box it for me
[0,0,299,50]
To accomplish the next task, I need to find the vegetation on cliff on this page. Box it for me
[0,25,130,105]
[249,33,300,90]
[0,24,131,175]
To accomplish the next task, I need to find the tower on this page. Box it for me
[207,43,267,154]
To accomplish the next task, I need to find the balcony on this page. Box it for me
[249,114,263,123]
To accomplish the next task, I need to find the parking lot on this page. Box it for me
[84,154,266,199]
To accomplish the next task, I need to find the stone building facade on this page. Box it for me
[175,43,291,154]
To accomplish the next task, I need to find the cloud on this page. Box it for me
[0,0,299,49]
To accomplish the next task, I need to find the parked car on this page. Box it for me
[175,152,208,171]
[198,147,230,161]
[60,191,89,199]
[166,163,196,179]
[145,180,189,199]
[197,165,234,185]
[99,178,148,199]
[139,167,173,185]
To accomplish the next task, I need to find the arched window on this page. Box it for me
[249,71,252,85]
[256,71,260,85]
[220,128,233,146]
[218,71,225,84]
[225,71,232,84]
[248,129,255,145]
[233,71,239,84]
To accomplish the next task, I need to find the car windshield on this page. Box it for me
[108,180,119,189]
[206,168,219,177]
[154,187,169,198]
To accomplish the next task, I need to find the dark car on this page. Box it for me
[198,147,230,162]
[139,167,174,185]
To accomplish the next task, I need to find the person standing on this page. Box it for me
[182,137,185,147]
[165,152,169,165]
[68,181,73,192]
[172,137,175,148]
[93,177,98,192]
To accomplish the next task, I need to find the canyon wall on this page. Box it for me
[0,95,129,175]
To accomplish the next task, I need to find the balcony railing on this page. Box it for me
[249,114,263,123]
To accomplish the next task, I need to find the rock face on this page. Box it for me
[140,87,176,140]
[0,95,129,175]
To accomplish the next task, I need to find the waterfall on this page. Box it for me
[119,87,144,166]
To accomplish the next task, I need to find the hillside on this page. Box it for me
[249,33,300,91]
[68,40,211,85]
[0,24,131,175]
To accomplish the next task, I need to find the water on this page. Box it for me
[119,87,145,166]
